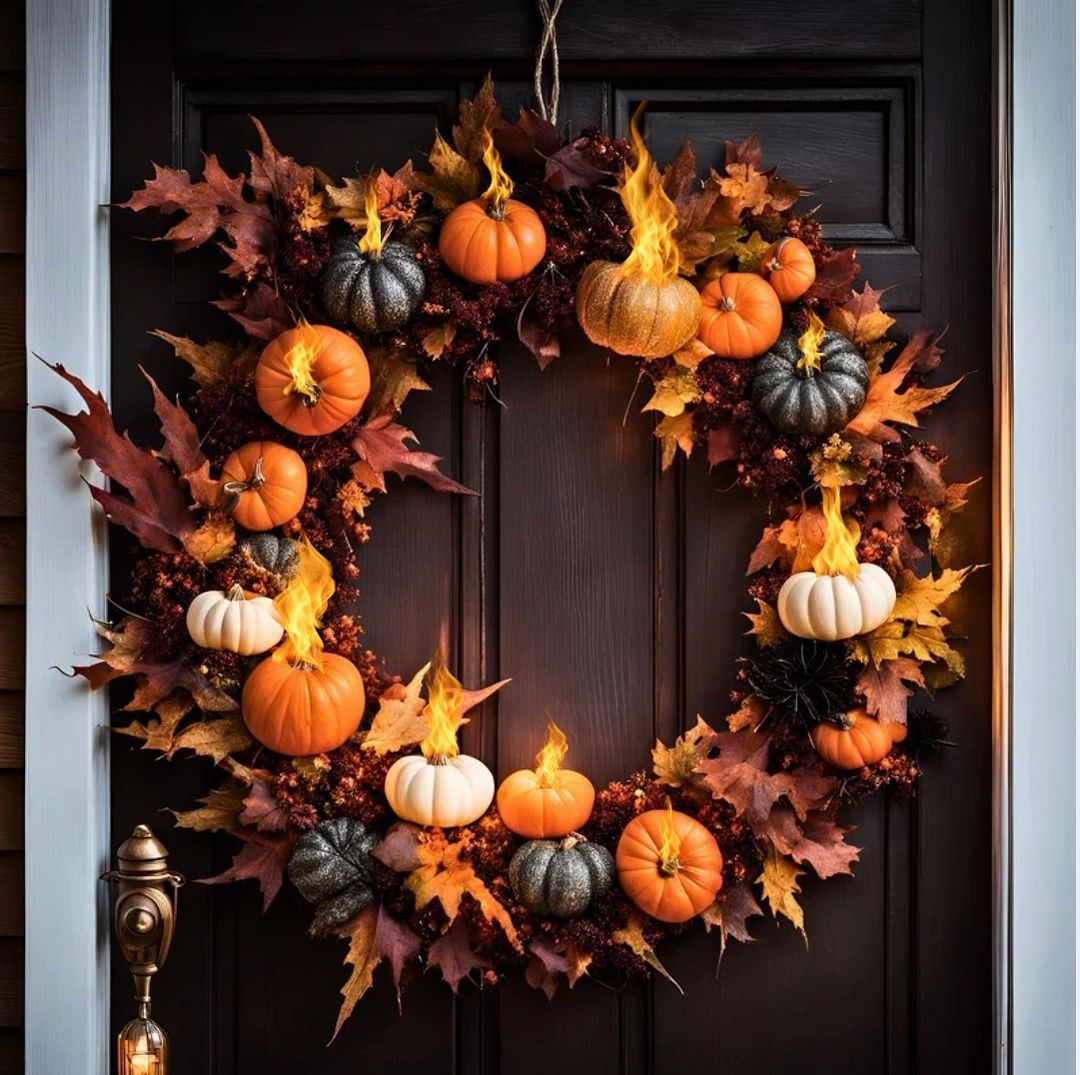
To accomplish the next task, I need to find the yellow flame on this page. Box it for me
[618,104,680,286]
[796,311,827,375]
[481,127,514,212]
[356,177,384,258]
[811,484,861,582]
[657,797,682,874]
[534,721,569,787]
[281,316,321,405]
[272,534,335,669]
[420,658,463,760]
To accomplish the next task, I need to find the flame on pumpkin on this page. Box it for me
[272,534,335,669]
[618,103,680,286]
[811,484,862,582]
[796,310,827,376]
[281,316,322,406]
[480,127,514,213]
[420,658,464,761]
[534,721,569,787]
[657,796,682,875]
[356,176,384,258]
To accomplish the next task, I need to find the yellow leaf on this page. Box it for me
[719,164,769,216]
[726,694,767,731]
[167,715,252,765]
[642,367,701,418]
[366,343,431,418]
[732,229,771,272]
[363,663,431,755]
[324,176,370,229]
[672,338,713,369]
[296,189,333,232]
[406,830,521,951]
[332,907,381,1042]
[743,600,786,648]
[563,940,592,987]
[758,845,806,943]
[150,330,258,388]
[421,323,457,359]
[891,565,977,627]
[411,132,480,211]
[652,716,715,787]
[452,72,502,163]
[655,411,696,470]
[171,781,246,833]
[612,912,683,993]
[182,513,236,565]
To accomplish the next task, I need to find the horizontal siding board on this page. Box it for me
[0,611,21,688]
[0,176,22,255]
[0,522,22,604]
[0,940,21,1026]
[0,1029,20,1072]
[0,6,22,73]
[0,78,23,170]
[0,858,20,936]
[0,695,22,768]
[0,258,24,409]
[0,779,20,851]
[0,418,23,518]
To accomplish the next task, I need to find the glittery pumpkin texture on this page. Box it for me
[41,78,981,1028]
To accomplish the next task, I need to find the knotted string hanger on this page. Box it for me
[534,0,565,126]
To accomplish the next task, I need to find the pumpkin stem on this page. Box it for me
[659,854,681,877]
[226,583,245,602]
[827,710,856,731]
[717,296,737,313]
[427,752,450,766]
[289,381,323,408]
[559,832,585,852]
[486,198,507,221]
[223,455,266,498]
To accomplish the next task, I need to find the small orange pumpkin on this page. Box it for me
[496,723,595,839]
[616,803,723,923]
[255,324,369,436]
[221,440,308,531]
[242,653,364,756]
[812,707,895,770]
[698,272,783,359]
[439,198,547,284]
[759,237,816,303]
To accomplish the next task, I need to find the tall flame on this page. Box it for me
[356,177,384,258]
[420,658,463,761]
[534,721,569,787]
[618,104,680,286]
[480,127,514,212]
[811,484,861,581]
[796,310,827,375]
[281,316,322,406]
[272,534,335,669]
[657,797,682,875]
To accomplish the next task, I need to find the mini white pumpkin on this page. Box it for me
[384,753,494,828]
[186,584,283,656]
[777,563,896,642]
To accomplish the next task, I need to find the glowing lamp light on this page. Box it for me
[618,104,681,286]
[271,534,335,670]
[118,1016,168,1075]
[279,316,322,406]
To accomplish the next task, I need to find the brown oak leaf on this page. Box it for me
[696,731,794,830]
[331,906,380,1039]
[364,344,430,419]
[701,880,764,957]
[373,822,423,872]
[170,780,246,833]
[804,245,860,306]
[199,827,297,912]
[150,331,259,388]
[427,917,489,993]
[525,937,568,1000]
[352,416,477,495]
[612,912,682,992]
[856,657,925,726]
[453,73,503,163]
[239,770,289,832]
[763,805,859,879]
[652,715,716,788]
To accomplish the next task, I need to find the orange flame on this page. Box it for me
[811,484,861,581]
[796,310,827,375]
[480,127,514,212]
[272,534,335,669]
[618,104,680,286]
[281,316,321,405]
[657,797,682,875]
[534,721,569,787]
[357,177,384,258]
[420,658,463,760]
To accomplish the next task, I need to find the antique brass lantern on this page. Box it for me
[102,825,184,1074]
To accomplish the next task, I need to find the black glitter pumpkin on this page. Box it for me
[240,532,299,580]
[287,817,379,936]
[508,834,615,919]
[322,236,426,334]
[752,328,869,437]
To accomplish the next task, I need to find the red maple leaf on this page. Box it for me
[763,805,860,879]
[238,771,289,832]
[856,657,925,726]
[427,919,489,992]
[352,416,477,496]
[199,829,297,911]
[804,245,860,305]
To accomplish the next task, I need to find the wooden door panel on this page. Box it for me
[110,2,994,1071]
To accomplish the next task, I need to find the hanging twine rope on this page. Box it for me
[534,0,565,125]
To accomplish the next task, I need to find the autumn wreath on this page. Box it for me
[46,77,977,1032]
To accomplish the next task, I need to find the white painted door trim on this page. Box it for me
[24,1,112,1073]
[19,1,1077,1072]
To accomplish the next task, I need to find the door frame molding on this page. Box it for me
[24,1,112,1073]
[22,1,1071,1072]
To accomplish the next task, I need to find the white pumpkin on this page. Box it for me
[384,753,494,828]
[777,563,896,641]
[186,584,283,656]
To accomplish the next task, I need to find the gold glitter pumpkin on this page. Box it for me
[575,261,701,358]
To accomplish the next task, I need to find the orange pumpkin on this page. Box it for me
[439,198,547,284]
[759,237,816,303]
[616,805,723,923]
[698,272,782,359]
[255,324,369,436]
[221,441,308,531]
[497,768,594,840]
[812,707,895,770]
[242,653,364,756]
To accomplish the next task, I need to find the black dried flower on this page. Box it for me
[742,639,856,727]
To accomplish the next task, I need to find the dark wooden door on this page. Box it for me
[109,2,994,1072]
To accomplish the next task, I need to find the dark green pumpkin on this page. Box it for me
[287,817,379,936]
[752,328,869,437]
[508,834,615,918]
[240,532,299,580]
[322,236,426,334]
